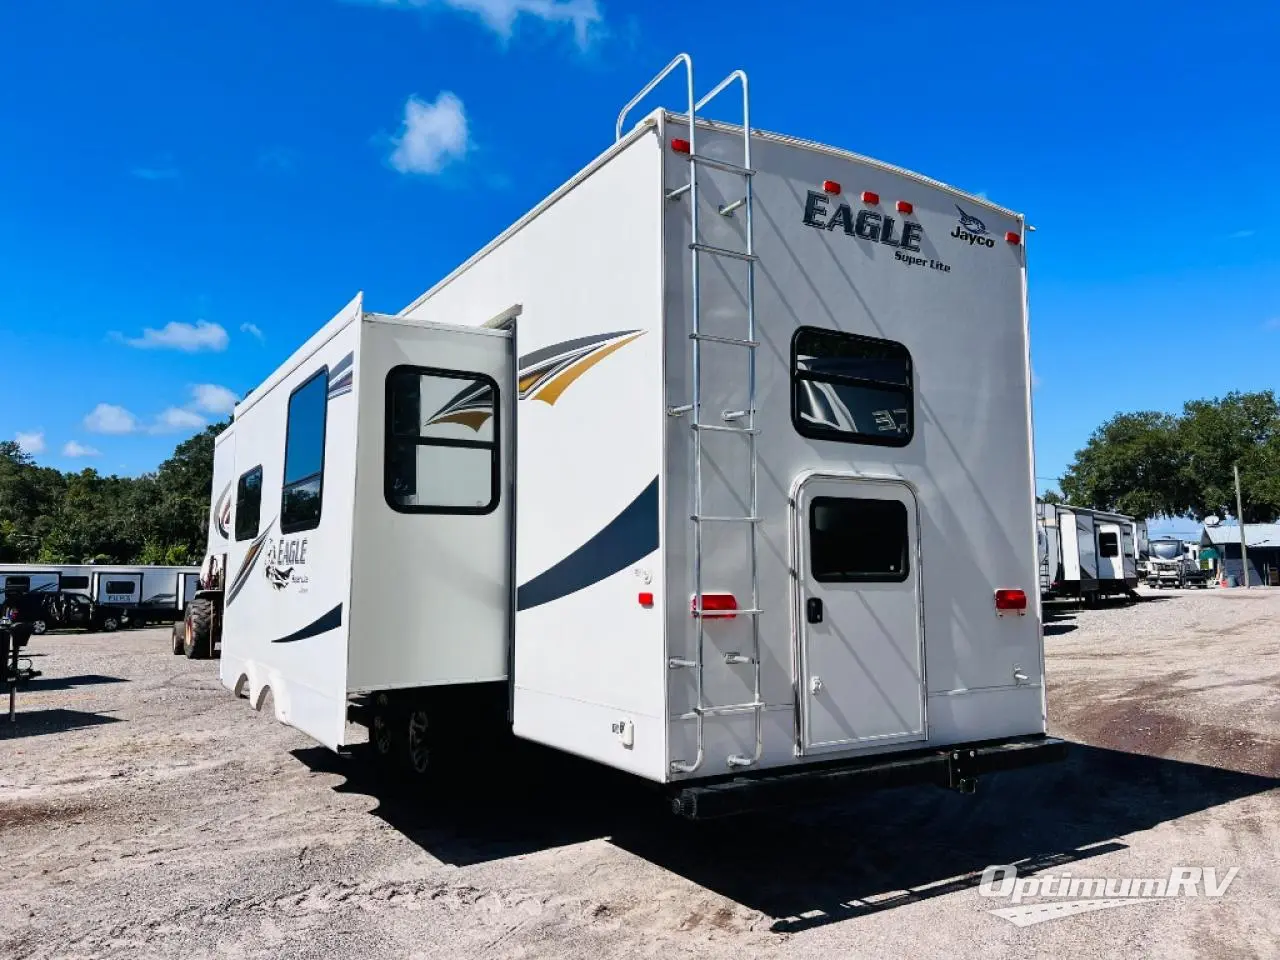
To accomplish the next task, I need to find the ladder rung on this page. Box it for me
[690,515,760,523]
[687,154,755,177]
[693,608,762,618]
[683,701,767,719]
[691,422,758,435]
[689,332,758,347]
[690,242,758,263]
[666,183,691,202]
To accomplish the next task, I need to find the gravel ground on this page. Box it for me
[1,588,1277,959]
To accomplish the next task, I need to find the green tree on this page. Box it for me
[1178,391,1280,522]
[1060,412,1189,518]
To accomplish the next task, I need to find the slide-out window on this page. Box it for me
[281,368,328,534]
[105,580,136,595]
[5,576,30,593]
[384,366,500,514]
[61,576,89,590]
[791,327,913,446]
[236,466,263,541]
[810,497,910,583]
[1098,531,1119,557]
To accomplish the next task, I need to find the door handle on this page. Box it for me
[806,597,823,624]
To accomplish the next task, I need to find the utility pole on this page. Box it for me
[1234,462,1250,588]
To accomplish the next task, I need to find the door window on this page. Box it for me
[1098,531,1119,557]
[809,497,910,582]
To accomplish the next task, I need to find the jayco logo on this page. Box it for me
[951,204,995,248]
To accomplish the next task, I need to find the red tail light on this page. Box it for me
[638,592,654,607]
[822,179,842,194]
[896,199,913,214]
[1006,231,1021,245]
[861,190,880,205]
[995,589,1028,613]
[670,137,690,154]
[692,593,738,619]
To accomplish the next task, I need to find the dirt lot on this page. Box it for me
[1,589,1277,959]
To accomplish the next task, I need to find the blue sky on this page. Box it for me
[2,1,1277,496]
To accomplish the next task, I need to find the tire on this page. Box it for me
[402,706,432,778]
[184,598,213,659]
[30,619,47,636]
[171,620,185,655]
[101,615,120,632]
[369,693,399,764]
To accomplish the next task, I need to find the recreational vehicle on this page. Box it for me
[0,564,200,626]
[1037,502,1139,603]
[190,56,1064,816]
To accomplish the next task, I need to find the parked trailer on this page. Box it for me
[0,564,200,626]
[1037,502,1139,603]
[192,56,1064,816]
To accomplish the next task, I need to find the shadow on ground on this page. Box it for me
[0,708,121,739]
[22,674,128,693]
[295,740,1278,932]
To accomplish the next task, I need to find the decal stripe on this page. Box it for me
[226,518,275,606]
[516,478,658,611]
[272,604,343,644]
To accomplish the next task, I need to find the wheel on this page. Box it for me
[403,707,432,778]
[184,598,213,659]
[369,693,398,763]
[101,614,120,632]
[171,620,185,655]
[30,619,47,636]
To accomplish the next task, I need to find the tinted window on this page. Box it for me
[1098,531,1119,557]
[281,369,328,533]
[809,497,910,582]
[5,576,30,592]
[385,367,500,514]
[61,576,89,590]
[235,465,263,541]
[105,580,136,594]
[1151,541,1181,560]
[792,327,913,446]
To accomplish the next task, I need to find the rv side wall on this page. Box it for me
[399,126,670,779]
[218,298,362,750]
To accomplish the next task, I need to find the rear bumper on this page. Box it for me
[669,735,1068,819]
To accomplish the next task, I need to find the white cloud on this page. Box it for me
[120,320,229,352]
[62,441,101,458]
[390,92,469,175]
[191,384,238,415]
[16,431,45,454]
[1263,317,1280,331]
[240,321,265,341]
[353,0,602,48]
[152,407,207,433]
[85,403,139,435]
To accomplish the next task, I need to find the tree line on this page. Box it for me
[0,421,228,566]
[1053,391,1280,522]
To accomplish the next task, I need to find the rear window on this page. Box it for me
[1098,531,1119,557]
[105,580,136,595]
[281,368,328,534]
[791,327,913,446]
[61,576,89,590]
[809,497,910,582]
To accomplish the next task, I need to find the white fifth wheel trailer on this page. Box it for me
[1038,502,1139,603]
[190,55,1063,816]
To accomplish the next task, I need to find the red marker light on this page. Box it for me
[670,138,690,154]
[692,593,738,619]
[822,179,842,194]
[995,588,1028,612]
[638,592,654,607]
[1005,231,1021,245]
[896,200,913,214]
[861,190,880,205]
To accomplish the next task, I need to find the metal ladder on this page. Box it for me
[617,55,764,774]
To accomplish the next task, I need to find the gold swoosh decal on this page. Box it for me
[532,333,644,406]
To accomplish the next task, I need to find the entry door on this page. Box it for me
[794,476,926,755]
[1096,522,1122,581]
